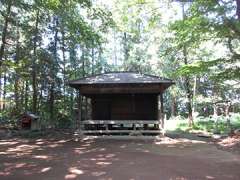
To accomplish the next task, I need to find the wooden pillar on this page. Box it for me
[85,97,88,120]
[158,95,160,129]
[160,93,164,130]
[88,97,91,120]
[158,93,164,132]
[76,91,82,130]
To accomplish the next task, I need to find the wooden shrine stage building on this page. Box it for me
[69,72,174,136]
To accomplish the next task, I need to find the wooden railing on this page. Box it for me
[80,120,162,135]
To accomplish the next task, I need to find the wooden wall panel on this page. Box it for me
[91,94,158,120]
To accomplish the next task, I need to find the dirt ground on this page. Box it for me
[215,135,240,155]
[0,135,240,180]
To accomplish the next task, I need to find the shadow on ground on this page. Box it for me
[0,134,240,180]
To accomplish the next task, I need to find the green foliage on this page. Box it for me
[171,0,240,80]
[172,114,240,134]
[0,0,239,130]
[0,0,113,128]
[175,58,224,76]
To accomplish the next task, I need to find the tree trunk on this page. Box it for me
[225,103,231,117]
[69,43,77,122]
[25,80,29,111]
[49,16,59,121]
[0,0,12,110]
[212,83,218,118]
[38,80,44,111]
[14,23,21,115]
[113,30,118,66]
[237,0,240,20]
[49,84,54,121]
[0,74,2,110]
[171,95,177,117]
[2,73,7,110]
[185,78,193,126]
[61,26,66,107]
[91,47,95,75]
[81,46,85,77]
[123,32,130,62]
[182,2,193,127]
[183,47,193,127]
[192,76,197,118]
[0,0,12,68]
[32,10,40,113]
[20,81,25,110]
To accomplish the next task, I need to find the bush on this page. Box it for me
[171,113,240,134]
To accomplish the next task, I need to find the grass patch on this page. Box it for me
[166,113,240,134]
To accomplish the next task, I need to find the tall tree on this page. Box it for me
[0,0,12,110]
[181,2,194,126]
[32,9,40,113]
[0,0,12,67]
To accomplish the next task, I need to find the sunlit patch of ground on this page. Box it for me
[216,135,240,155]
[218,135,240,147]
[154,136,207,145]
[0,136,240,180]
